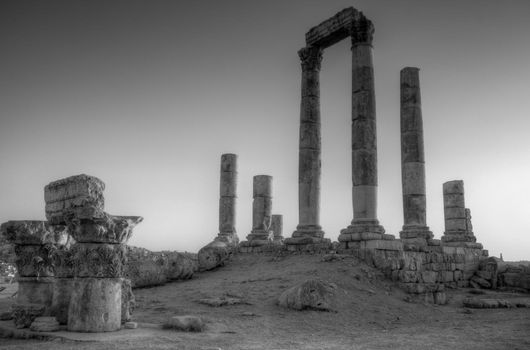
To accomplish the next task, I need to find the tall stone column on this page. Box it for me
[399,67,432,249]
[217,153,238,246]
[271,214,283,242]
[246,175,273,245]
[339,15,385,241]
[292,46,325,240]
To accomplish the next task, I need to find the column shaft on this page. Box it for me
[218,154,237,240]
[294,46,324,238]
[247,175,273,241]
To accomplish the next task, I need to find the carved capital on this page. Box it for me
[66,212,142,244]
[14,244,56,277]
[1,221,69,246]
[351,16,374,46]
[298,46,323,72]
[71,243,127,278]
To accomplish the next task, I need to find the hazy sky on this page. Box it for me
[1,0,529,260]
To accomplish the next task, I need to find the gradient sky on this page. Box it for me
[1,0,529,260]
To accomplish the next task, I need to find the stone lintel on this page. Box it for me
[305,7,372,48]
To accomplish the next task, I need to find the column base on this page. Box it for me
[292,224,325,238]
[216,232,239,247]
[338,219,385,242]
[399,225,433,251]
[245,230,272,242]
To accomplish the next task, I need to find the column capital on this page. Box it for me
[351,16,374,46]
[298,46,323,72]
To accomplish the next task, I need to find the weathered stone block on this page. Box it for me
[45,174,105,225]
[13,244,55,277]
[421,271,437,284]
[1,221,68,246]
[278,279,337,311]
[11,303,45,329]
[67,214,142,244]
[443,180,464,194]
[68,278,122,332]
[30,316,60,332]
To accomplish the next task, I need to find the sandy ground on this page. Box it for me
[1,253,529,349]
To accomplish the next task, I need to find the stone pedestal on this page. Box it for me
[271,215,284,243]
[398,67,433,250]
[245,175,273,245]
[292,46,325,240]
[339,15,385,243]
[66,212,142,332]
[442,181,480,248]
[217,153,239,246]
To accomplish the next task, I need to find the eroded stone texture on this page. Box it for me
[270,215,284,242]
[45,174,105,225]
[11,303,45,329]
[442,181,478,246]
[277,279,337,311]
[246,175,273,243]
[67,278,122,332]
[218,153,239,245]
[399,67,432,249]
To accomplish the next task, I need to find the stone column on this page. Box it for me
[246,175,273,245]
[339,15,385,241]
[292,46,325,240]
[399,67,433,249]
[442,180,479,247]
[271,214,283,242]
[66,212,142,332]
[0,221,68,328]
[217,153,238,246]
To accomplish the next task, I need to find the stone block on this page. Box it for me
[445,218,467,231]
[444,207,466,219]
[253,175,272,198]
[13,245,55,277]
[443,194,465,209]
[454,270,463,281]
[399,270,420,283]
[124,322,138,329]
[433,292,447,305]
[443,180,464,194]
[166,315,205,332]
[362,240,403,251]
[30,316,60,332]
[11,303,45,329]
[68,278,122,332]
[67,214,142,244]
[0,221,68,246]
[442,271,454,283]
[421,271,438,284]
[45,174,105,225]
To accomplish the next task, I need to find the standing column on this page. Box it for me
[270,214,284,243]
[292,46,325,240]
[339,15,385,241]
[246,175,273,245]
[217,153,238,246]
[399,67,432,248]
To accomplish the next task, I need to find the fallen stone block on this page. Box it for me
[197,296,251,307]
[277,279,337,311]
[29,316,60,332]
[198,239,234,271]
[471,275,491,289]
[123,321,138,329]
[165,315,204,332]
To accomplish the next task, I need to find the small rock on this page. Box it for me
[241,312,256,316]
[30,317,60,332]
[165,315,204,332]
[124,321,138,329]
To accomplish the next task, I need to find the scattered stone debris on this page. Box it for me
[277,279,337,312]
[197,295,251,307]
[463,297,530,309]
[164,315,204,332]
[29,316,60,332]
[123,321,138,329]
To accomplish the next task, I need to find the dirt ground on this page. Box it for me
[1,253,529,350]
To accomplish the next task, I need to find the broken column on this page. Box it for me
[291,46,325,242]
[0,221,68,328]
[271,214,284,243]
[399,67,433,250]
[442,180,480,248]
[217,153,239,245]
[45,174,142,332]
[199,153,239,270]
[246,175,273,245]
[338,14,387,246]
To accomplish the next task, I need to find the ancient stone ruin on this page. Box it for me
[1,174,142,332]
